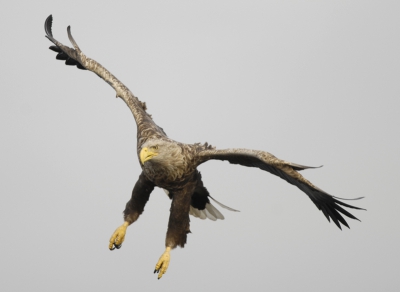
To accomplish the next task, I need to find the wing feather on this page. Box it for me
[44,15,167,144]
[198,148,364,229]
[45,15,86,70]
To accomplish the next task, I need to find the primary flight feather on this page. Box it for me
[44,15,364,279]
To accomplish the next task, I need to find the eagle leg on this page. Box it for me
[154,247,171,279]
[109,173,154,250]
[154,182,194,279]
[109,221,129,250]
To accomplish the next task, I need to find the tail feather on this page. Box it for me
[209,196,240,212]
[165,188,237,221]
[189,203,226,221]
[204,208,217,221]
[206,203,224,220]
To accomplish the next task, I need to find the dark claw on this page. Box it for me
[114,244,121,249]
[154,269,157,274]
[109,246,115,251]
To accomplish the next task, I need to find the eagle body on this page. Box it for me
[44,15,364,279]
[134,138,224,248]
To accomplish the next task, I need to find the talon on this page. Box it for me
[154,247,171,279]
[109,222,128,251]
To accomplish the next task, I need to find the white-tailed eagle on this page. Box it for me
[44,15,364,279]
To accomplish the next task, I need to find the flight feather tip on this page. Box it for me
[44,15,53,37]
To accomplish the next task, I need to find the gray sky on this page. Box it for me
[1,1,399,291]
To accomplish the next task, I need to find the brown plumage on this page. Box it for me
[44,15,364,279]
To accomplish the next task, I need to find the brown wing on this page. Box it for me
[44,15,167,147]
[198,148,364,229]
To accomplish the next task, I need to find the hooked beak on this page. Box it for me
[140,147,158,165]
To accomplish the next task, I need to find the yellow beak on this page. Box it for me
[140,147,158,165]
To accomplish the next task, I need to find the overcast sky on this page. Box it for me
[1,1,399,291]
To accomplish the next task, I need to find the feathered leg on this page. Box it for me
[154,181,195,279]
[109,172,154,250]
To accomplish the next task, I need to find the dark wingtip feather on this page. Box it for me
[291,164,323,171]
[331,208,350,229]
[304,184,363,229]
[76,63,87,70]
[325,207,342,230]
[65,58,78,66]
[45,15,53,37]
[56,52,68,60]
[334,199,366,211]
[319,206,331,222]
[334,204,361,222]
[49,45,61,53]
[44,16,87,71]
[333,196,364,201]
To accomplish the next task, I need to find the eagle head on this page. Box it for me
[140,144,160,165]
[139,140,188,181]
[140,140,177,164]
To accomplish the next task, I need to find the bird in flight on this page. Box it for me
[44,15,364,279]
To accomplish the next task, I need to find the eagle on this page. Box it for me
[44,15,364,279]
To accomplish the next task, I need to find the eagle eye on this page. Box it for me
[151,145,159,150]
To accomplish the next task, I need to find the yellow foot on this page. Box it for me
[109,222,129,250]
[154,247,171,279]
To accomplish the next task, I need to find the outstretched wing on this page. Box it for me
[198,148,364,229]
[44,15,166,146]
